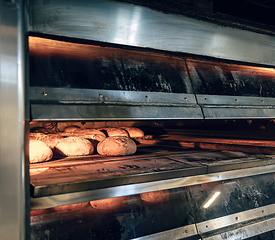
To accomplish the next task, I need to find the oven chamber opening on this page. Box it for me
[28,34,275,239]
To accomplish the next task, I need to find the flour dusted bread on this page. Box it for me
[30,127,49,133]
[29,132,46,140]
[63,125,81,132]
[103,128,129,137]
[29,140,53,163]
[56,137,94,156]
[97,136,137,156]
[73,129,106,137]
[120,127,144,138]
[36,134,64,149]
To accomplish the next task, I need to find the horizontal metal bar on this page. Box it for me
[29,87,197,104]
[30,104,203,121]
[31,164,275,210]
[133,204,275,240]
[202,106,275,119]
[132,224,199,240]
[196,95,275,119]
[197,203,275,234]
[204,217,275,240]
[32,164,207,198]
[30,0,275,66]
[197,95,275,106]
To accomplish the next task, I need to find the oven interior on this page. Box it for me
[28,34,275,239]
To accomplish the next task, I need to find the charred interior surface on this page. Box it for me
[29,37,191,93]
[187,59,275,97]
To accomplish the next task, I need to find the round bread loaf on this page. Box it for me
[55,137,94,156]
[104,128,129,137]
[29,140,53,163]
[63,125,81,132]
[37,134,64,149]
[30,127,49,133]
[120,127,144,138]
[29,132,46,139]
[73,129,106,137]
[97,136,137,156]
[59,133,106,142]
[54,202,89,212]
[90,197,126,211]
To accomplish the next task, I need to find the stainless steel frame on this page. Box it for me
[30,0,275,66]
[31,163,275,210]
[0,0,273,239]
[133,203,275,240]
[29,87,203,120]
[0,0,29,240]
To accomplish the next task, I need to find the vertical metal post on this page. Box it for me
[0,0,30,240]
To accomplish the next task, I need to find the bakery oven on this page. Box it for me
[2,0,275,240]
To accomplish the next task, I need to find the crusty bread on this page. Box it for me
[97,136,137,156]
[55,137,94,156]
[104,128,129,137]
[29,132,46,139]
[63,125,81,132]
[120,127,144,138]
[54,202,89,212]
[90,197,126,211]
[30,127,49,133]
[29,140,53,163]
[73,129,106,137]
[140,190,170,204]
[59,133,106,142]
[36,134,64,149]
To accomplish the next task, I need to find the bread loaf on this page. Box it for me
[63,125,81,132]
[103,128,129,137]
[29,140,53,163]
[30,127,49,133]
[97,136,137,156]
[55,137,94,156]
[120,127,144,138]
[36,134,64,149]
[73,129,106,137]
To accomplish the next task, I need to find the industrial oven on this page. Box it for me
[2,0,275,239]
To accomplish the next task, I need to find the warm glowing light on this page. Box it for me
[203,191,221,208]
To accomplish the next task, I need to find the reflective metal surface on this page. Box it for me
[133,204,275,240]
[132,224,198,240]
[197,95,275,119]
[204,218,275,240]
[0,0,29,240]
[30,104,203,121]
[30,87,197,105]
[30,150,275,198]
[196,203,275,234]
[29,87,203,120]
[30,0,275,66]
[31,164,275,210]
